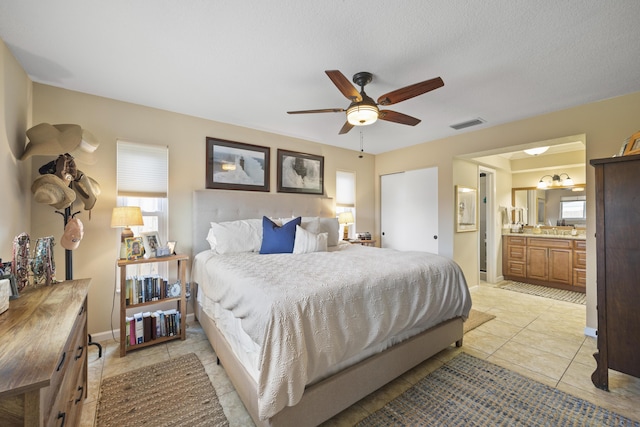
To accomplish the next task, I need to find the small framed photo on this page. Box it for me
[141,231,162,258]
[167,241,176,255]
[125,237,145,260]
[277,149,324,195]
[206,137,270,191]
[623,131,640,156]
[455,185,478,232]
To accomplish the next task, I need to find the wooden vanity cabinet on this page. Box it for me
[590,154,640,390]
[572,240,587,290]
[503,235,581,291]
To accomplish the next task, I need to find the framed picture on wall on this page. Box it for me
[455,185,478,232]
[206,137,270,192]
[276,149,324,195]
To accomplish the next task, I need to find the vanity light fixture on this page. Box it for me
[537,173,574,189]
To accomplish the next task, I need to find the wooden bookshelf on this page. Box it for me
[117,254,188,356]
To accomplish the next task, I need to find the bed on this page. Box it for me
[191,190,471,427]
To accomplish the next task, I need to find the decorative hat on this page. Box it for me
[54,153,78,184]
[31,174,76,209]
[21,124,100,164]
[21,124,82,160]
[72,171,101,210]
[61,218,84,251]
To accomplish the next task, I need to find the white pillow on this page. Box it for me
[318,217,340,246]
[207,219,262,254]
[293,225,328,254]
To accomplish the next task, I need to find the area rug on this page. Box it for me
[357,352,638,426]
[96,353,228,427]
[499,280,586,305]
[463,309,496,333]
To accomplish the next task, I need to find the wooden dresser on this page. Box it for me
[590,154,640,390]
[0,279,90,426]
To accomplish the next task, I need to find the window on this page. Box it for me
[117,140,169,277]
[336,171,356,239]
[559,196,586,221]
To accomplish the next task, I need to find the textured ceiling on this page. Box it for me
[1,1,639,154]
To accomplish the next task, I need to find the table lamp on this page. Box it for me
[338,211,354,240]
[111,206,144,259]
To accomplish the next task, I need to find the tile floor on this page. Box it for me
[80,282,640,426]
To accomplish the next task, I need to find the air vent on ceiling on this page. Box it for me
[450,118,485,130]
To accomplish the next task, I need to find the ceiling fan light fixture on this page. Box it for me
[524,146,550,156]
[346,103,379,126]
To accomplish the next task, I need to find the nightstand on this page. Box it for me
[349,240,377,247]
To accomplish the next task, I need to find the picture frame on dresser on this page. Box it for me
[622,130,640,156]
[277,149,324,195]
[205,137,270,192]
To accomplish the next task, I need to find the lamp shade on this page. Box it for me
[110,206,144,228]
[338,211,354,225]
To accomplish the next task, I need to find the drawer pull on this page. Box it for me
[78,304,85,316]
[57,411,66,427]
[74,345,84,360]
[56,351,66,372]
[75,385,84,403]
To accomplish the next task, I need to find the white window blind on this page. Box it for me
[336,170,356,207]
[117,140,168,197]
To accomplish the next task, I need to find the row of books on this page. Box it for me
[125,309,181,346]
[124,276,178,306]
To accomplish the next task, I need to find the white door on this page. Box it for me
[381,167,438,253]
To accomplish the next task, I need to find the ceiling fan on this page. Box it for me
[287,70,444,135]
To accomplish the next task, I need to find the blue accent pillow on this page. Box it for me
[259,216,301,254]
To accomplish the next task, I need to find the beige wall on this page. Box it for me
[28,84,376,335]
[375,90,640,331]
[1,39,32,258]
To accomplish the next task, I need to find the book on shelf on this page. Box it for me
[125,275,172,306]
[126,308,181,345]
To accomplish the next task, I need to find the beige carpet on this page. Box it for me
[464,308,496,333]
[96,353,228,427]
[357,353,639,426]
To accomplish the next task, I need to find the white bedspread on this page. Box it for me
[192,244,471,420]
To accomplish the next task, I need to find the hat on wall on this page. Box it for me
[72,171,101,210]
[61,218,84,250]
[21,124,82,160]
[21,124,100,163]
[31,174,76,209]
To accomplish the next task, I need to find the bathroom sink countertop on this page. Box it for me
[502,231,586,240]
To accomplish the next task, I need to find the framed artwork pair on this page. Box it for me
[205,137,324,195]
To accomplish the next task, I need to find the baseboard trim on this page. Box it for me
[90,312,195,343]
[584,326,597,338]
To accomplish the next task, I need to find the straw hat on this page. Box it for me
[21,124,82,160]
[31,174,76,209]
[61,218,84,250]
[72,172,101,210]
[21,124,100,163]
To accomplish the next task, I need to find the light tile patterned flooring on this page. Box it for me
[80,283,640,426]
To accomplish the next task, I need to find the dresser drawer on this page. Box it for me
[507,245,526,260]
[506,236,526,246]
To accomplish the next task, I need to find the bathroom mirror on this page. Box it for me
[512,185,585,225]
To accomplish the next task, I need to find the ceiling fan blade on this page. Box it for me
[339,121,354,134]
[378,110,421,126]
[287,108,345,114]
[325,70,362,102]
[377,77,444,106]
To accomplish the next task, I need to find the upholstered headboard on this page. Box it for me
[192,190,334,256]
